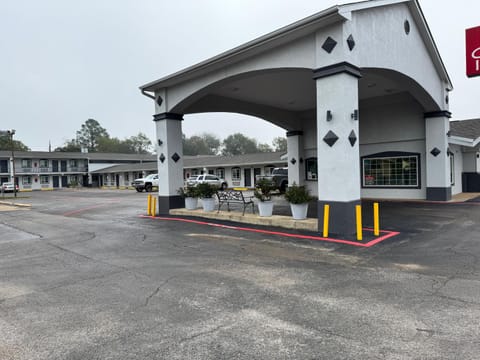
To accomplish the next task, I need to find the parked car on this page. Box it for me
[1,182,19,193]
[255,167,288,193]
[132,174,159,192]
[186,174,227,190]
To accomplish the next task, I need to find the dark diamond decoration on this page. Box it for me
[299,158,304,164]
[159,153,166,163]
[323,130,339,147]
[347,34,355,51]
[290,158,297,165]
[171,152,180,163]
[348,130,357,147]
[156,96,163,106]
[430,147,441,157]
[322,36,337,53]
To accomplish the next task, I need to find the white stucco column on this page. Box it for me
[314,63,361,236]
[425,111,452,201]
[286,131,304,186]
[153,112,185,214]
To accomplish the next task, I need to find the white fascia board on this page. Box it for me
[140,7,346,91]
[448,135,480,147]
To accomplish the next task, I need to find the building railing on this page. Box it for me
[15,167,88,174]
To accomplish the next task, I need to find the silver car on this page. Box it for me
[186,174,227,190]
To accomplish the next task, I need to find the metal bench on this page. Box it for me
[216,190,255,215]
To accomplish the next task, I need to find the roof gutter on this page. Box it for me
[141,89,156,100]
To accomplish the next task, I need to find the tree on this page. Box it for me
[222,133,258,156]
[257,143,273,153]
[96,136,131,153]
[76,119,109,152]
[183,133,221,155]
[272,137,287,152]
[54,139,81,152]
[0,135,30,151]
[125,133,152,154]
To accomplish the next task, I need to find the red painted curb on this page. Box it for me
[139,215,400,248]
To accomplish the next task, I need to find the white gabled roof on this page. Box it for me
[140,0,452,92]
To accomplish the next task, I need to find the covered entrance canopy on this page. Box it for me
[140,0,453,237]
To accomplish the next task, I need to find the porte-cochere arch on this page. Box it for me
[140,0,453,237]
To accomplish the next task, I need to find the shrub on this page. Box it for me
[177,186,199,198]
[284,182,312,204]
[254,178,276,202]
[196,182,217,198]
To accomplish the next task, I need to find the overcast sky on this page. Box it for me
[1,0,479,151]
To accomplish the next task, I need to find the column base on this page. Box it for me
[158,195,185,215]
[317,199,361,237]
[426,187,452,201]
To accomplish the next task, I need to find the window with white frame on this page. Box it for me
[232,167,241,181]
[215,168,225,179]
[450,153,455,186]
[70,160,77,168]
[39,159,49,168]
[22,159,32,168]
[362,152,420,188]
[305,158,318,180]
[40,175,50,184]
[22,176,32,185]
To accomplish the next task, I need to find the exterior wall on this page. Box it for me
[359,93,426,199]
[349,3,448,111]
[462,151,478,173]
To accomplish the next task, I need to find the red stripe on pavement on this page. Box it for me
[139,215,399,247]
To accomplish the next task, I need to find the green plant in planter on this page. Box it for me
[196,182,218,198]
[284,182,313,204]
[177,186,199,198]
[254,178,276,202]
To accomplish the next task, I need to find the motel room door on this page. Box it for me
[244,168,251,187]
[52,176,59,188]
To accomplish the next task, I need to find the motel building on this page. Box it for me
[139,0,479,237]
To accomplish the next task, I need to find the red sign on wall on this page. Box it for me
[466,26,480,78]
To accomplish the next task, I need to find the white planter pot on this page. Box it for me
[201,197,216,212]
[257,201,274,217]
[290,203,308,220]
[185,197,198,210]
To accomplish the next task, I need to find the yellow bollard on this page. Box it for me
[373,202,380,236]
[147,194,152,215]
[356,205,363,241]
[152,196,157,217]
[323,204,330,238]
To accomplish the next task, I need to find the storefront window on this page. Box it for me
[362,152,419,188]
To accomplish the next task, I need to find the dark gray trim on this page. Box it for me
[317,199,361,237]
[153,112,184,121]
[424,111,452,119]
[158,195,185,215]
[313,62,362,80]
[286,130,303,137]
[426,187,452,201]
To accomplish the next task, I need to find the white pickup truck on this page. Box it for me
[132,174,159,192]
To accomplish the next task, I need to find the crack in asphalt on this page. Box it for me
[144,276,177,306]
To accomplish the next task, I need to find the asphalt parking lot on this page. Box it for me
[1,189,479,359]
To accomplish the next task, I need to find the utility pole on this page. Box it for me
[0,129,17,197]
